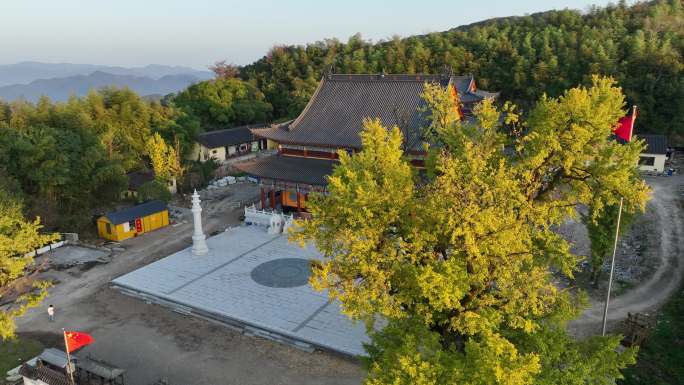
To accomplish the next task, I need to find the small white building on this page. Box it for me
[636,134,668,173]
[189,125,268,163]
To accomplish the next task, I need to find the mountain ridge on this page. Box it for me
[0,71,206,102]
[0,61,212,87]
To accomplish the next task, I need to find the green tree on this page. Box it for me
[240,0,684,144]
[137,180,172,203]
[292,77,648,384]
[0,190,58,340]
[173,78,273,129]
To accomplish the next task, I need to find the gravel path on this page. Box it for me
[569,174,684,337]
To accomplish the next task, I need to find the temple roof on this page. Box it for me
[252,73,497,149]
[19,363,70,385]
[235,155,337,185]
[197,125,259,149]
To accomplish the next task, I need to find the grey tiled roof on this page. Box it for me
[636,134,667,154]
[19,364,70,385]
[103,200,167,225]
[235,155,337,185]
[126,171,155,190]
[461,89,500,103]
[197,125,260,148]
[253,73,496,149]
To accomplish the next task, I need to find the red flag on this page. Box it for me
[64,331,94,353]
[614,106,637,142]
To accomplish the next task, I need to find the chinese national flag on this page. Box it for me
[614,107,637,142]
[64,331,94,353]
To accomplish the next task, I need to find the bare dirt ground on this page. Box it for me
[14,183,362,385]
[568,172,684,338]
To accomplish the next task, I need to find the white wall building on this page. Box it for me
[188,125,268,163]
[636,134,668,173]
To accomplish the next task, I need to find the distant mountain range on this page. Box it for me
[0,62,214,102]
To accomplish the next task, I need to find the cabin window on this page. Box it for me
[239,143,249,152]
[105,223,111,234]
[211,149,218,154]
[129,220,136,230]
[638,156,655,166]
[251,141,259,152]
[289,191,298,203]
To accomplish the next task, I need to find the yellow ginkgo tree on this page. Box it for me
[0,189,58,340]
[292,76,649,385]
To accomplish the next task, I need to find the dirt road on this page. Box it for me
[569,174,684,337]
[15,185,362,385]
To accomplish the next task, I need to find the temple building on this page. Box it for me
[236,72,497,212]
[189,124,269,163]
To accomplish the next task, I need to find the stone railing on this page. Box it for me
[244,205,294,234]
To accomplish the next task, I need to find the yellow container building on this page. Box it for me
[97,200,169,241]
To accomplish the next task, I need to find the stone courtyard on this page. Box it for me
[111,225,369,356]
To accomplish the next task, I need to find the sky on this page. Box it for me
[2,0,619,70]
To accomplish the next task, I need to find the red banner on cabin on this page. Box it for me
[135,218,142,232]
[64,331,94,353]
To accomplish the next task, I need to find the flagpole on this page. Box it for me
[601,105,637,336]
[62,329,75,385]
[601,196,624,336]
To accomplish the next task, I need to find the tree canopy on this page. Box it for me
[0,87,197,230]
[292,76,650,384]
[241,0,684,143]
[172,77,273,129]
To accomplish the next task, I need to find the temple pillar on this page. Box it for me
[296,190,302,213]
[260,187,266,209]
[191,190,209,255]
[270,189,276,210]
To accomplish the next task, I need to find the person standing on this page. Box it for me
[47,305,55,322]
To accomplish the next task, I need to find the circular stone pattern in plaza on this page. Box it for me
[250,258,312,288]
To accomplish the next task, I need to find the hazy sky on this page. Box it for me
[3,0,619,69]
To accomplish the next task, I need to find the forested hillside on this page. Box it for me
[241,0,684,143]
[0,90,199,230]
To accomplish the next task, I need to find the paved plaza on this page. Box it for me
[111,225,369,356]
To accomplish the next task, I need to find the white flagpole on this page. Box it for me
[601,196,624,336]
[601,105,637,336]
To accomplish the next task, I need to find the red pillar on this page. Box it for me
[260,187,266,209]
[270,189,276,210]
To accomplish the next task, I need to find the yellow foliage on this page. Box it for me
[291,76,647,384]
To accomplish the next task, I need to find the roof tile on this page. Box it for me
[252,73,496,149]
[103,200,167,225]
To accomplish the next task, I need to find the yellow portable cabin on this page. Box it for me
[97,200,169,241]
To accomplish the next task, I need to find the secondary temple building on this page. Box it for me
[236,72,498,212]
